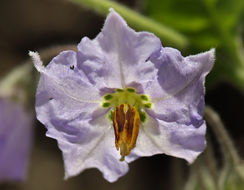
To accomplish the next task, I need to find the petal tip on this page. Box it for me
[64,173,69,180]
[105,8,127,27]
[29,51,45,72]
[203,48,215,71]
[108,7,114,13]
[209,48,216,62]
[187,48,215,73]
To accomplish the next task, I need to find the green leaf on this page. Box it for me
[215,0,244,30]
[146,0,210,32]
[151,13,210,32]
[191,34,219,49]
[204,0,218,8]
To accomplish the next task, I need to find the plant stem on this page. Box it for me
[0,63,32,97]
[70,0,189,49]
[204,136,220,190]
[205,106,243,179]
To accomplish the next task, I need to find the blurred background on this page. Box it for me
[0,0,244,190]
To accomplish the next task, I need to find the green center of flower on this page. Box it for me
[102,88,152,122]
[102,87,152,161]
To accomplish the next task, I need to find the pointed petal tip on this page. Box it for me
[200,48,215,71]
[185,140,206,164]
[64,173,69,180]
[203,48,215,71]
[187,48,215,73]
[205,48,215,60]
[28,51,40,62]
[209,48,216,62]
[185,152,201,165]
[108,7,114,12]
[29,51,45,72]
[28,50,35,56]
[108,7,119,16]
[105,8,127,26]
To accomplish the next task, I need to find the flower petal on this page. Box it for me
[77,9,161,89]
[58,116,129,182]
[125,115,162,162]
[126,115,206,163]
[0,99,33,181]
[33,51,128,182]
[145,48,214,126]
[126,48,214,163]
[33,50,105,137]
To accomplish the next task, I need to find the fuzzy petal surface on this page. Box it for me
[77,9,161,89]
[127,115,206,164]
[127,48,214,163]
[60,117,129,182]
[147,48,214,126]
[0,98,33,181]
[32,50,129,182]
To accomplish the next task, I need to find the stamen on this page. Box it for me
[112,104,140,161]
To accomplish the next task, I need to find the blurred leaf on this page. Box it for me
[204,0,218,8]
[152,13,210,32]
[146,0,210,32]
[225,174,244,190]
[191,34,219,49]
[215,0,244,30]
[146,0,244,91]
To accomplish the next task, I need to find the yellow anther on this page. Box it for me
[112,104,140,161]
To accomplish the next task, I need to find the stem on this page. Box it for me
[184,171,197,190]
[196,163,211,190]
[204,136,220,190]
[171,158,184,190]
[69,0,189,49]
[0,63,32,97]
[204,106,242,178]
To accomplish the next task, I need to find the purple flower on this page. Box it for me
[30,9,214,182]
[0,98,33,181]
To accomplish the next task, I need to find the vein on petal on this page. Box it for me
[114,30,126,88]
[118,59,126,88]
[30,51,100,104]
[81,125,112,164]
[141,122,165,153]
[151,68,203,103]
[43,73,100,104]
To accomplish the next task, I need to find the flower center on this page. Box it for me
[102,88,152,161]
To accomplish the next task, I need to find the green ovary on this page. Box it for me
[102,88,152,122]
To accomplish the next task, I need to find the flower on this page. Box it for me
[29,8,214,182]
[0,98,33,181]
